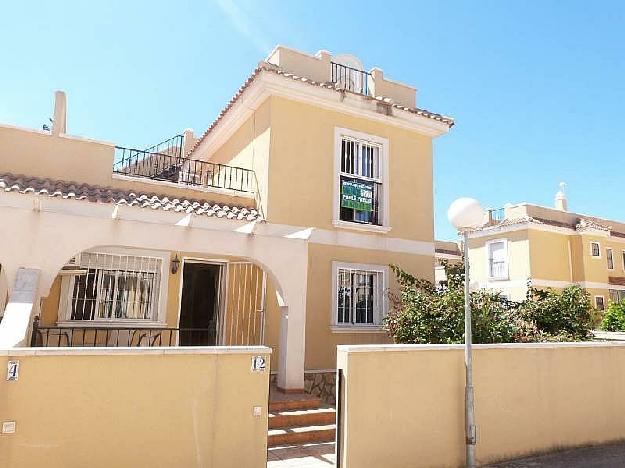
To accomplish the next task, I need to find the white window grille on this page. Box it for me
[335,267,385,326]
[488,240,508,279]
[590,242,601,258]
[63,252,162,322]
[339,136,382,225]
[607,248,614,270]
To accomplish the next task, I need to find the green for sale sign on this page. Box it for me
[341,179,374,212]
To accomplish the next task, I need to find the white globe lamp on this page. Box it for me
[447,197,485,231]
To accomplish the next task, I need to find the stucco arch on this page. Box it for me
[0,195,309,389]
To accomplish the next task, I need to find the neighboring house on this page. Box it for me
[467,184,625,308]
[434,240,461,289]
[0,46,453,392]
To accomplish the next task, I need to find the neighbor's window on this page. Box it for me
[607,248,614,270]
[64,252,162,321]
[488,240,508,279]
[609,289,625,304]
[622,250,625,270]
[339,136,382,225]
[335,265,385,326]
[590,242,601,258]
[595,296,605,311]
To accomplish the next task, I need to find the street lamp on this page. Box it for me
[448,197,485,468]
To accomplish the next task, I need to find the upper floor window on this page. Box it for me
[60,251,164,322]
[332,262,388,328]
[607,248,614,270]
[590,242,601,258]
[487,240,508,280]
[334,128,389,231]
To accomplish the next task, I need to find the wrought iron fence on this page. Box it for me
[31,317,216,347]
[488,208,505,223]
[113,146,256,193]
[144,134,184,158]
[331,62,371,96]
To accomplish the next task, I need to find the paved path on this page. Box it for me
[267,442,335,468]
[487,442,625,467]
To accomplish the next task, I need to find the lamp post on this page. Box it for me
[448,198,485,468]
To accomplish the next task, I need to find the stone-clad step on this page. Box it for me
[267,392,336,448]
[269,396,324,413]
[268,424,336,447]
[269,407,336,429]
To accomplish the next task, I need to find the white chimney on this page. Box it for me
[555,182,568,211]
[52,90,67,136]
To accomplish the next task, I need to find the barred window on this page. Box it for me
[336,267,385,326]
[66,253,161,321]
[590,242,601,258]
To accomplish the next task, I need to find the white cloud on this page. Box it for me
[215,0,271,54]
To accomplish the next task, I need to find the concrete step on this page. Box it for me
[269,407,336,429]
[269,397,324,413]
[267,424,336,448]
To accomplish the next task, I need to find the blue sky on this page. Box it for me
[1,1,623,240]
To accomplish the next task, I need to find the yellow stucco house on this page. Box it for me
[0,45,453,396]
[463,184,625,309]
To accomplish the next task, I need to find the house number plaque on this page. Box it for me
[251,356,266,372]
[6,361,19,381]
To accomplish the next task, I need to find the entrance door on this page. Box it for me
[179,262,222,346]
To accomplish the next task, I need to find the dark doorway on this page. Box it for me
[179,262,222,346]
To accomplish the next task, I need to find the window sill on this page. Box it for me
[56,321,167,328]
[332,220,392,234]
[330,325,386,334]
[488,276,509,282]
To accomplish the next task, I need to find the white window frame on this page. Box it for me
[331,261,389,331]
[486,239,509,281]
[333,127,391,233]
[594,295,605,311]
[590,241,601,258]
[58,247,170,327]
[607,247,614,270]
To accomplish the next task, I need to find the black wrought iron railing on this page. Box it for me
[113,146,256,193]
[31,318,216,347]
[331,62,371,96]
[488,208,505,224]
[144,134,184,158]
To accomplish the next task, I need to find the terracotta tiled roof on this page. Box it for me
[0,173,262,221]
[190,63,454,154]
[609,276,625,287]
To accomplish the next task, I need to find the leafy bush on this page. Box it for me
[385,261,594,344]
[601,301,625,332]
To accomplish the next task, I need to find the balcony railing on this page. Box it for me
[31,320,216,347]
[331,62,371,96]
[488,208,505,224]
[113,146,256,193]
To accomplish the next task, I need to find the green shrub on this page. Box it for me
[601,301,625,332]
[385,262,594,344]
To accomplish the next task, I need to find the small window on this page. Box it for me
[622,251,625,270]
[590,242,601,258]
[607,248,614,270]
[487,240,508,279]
[595,296,605,311]
[334,264,386,326]
[339,137,382,225]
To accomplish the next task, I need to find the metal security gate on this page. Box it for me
[221,262,267,346]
